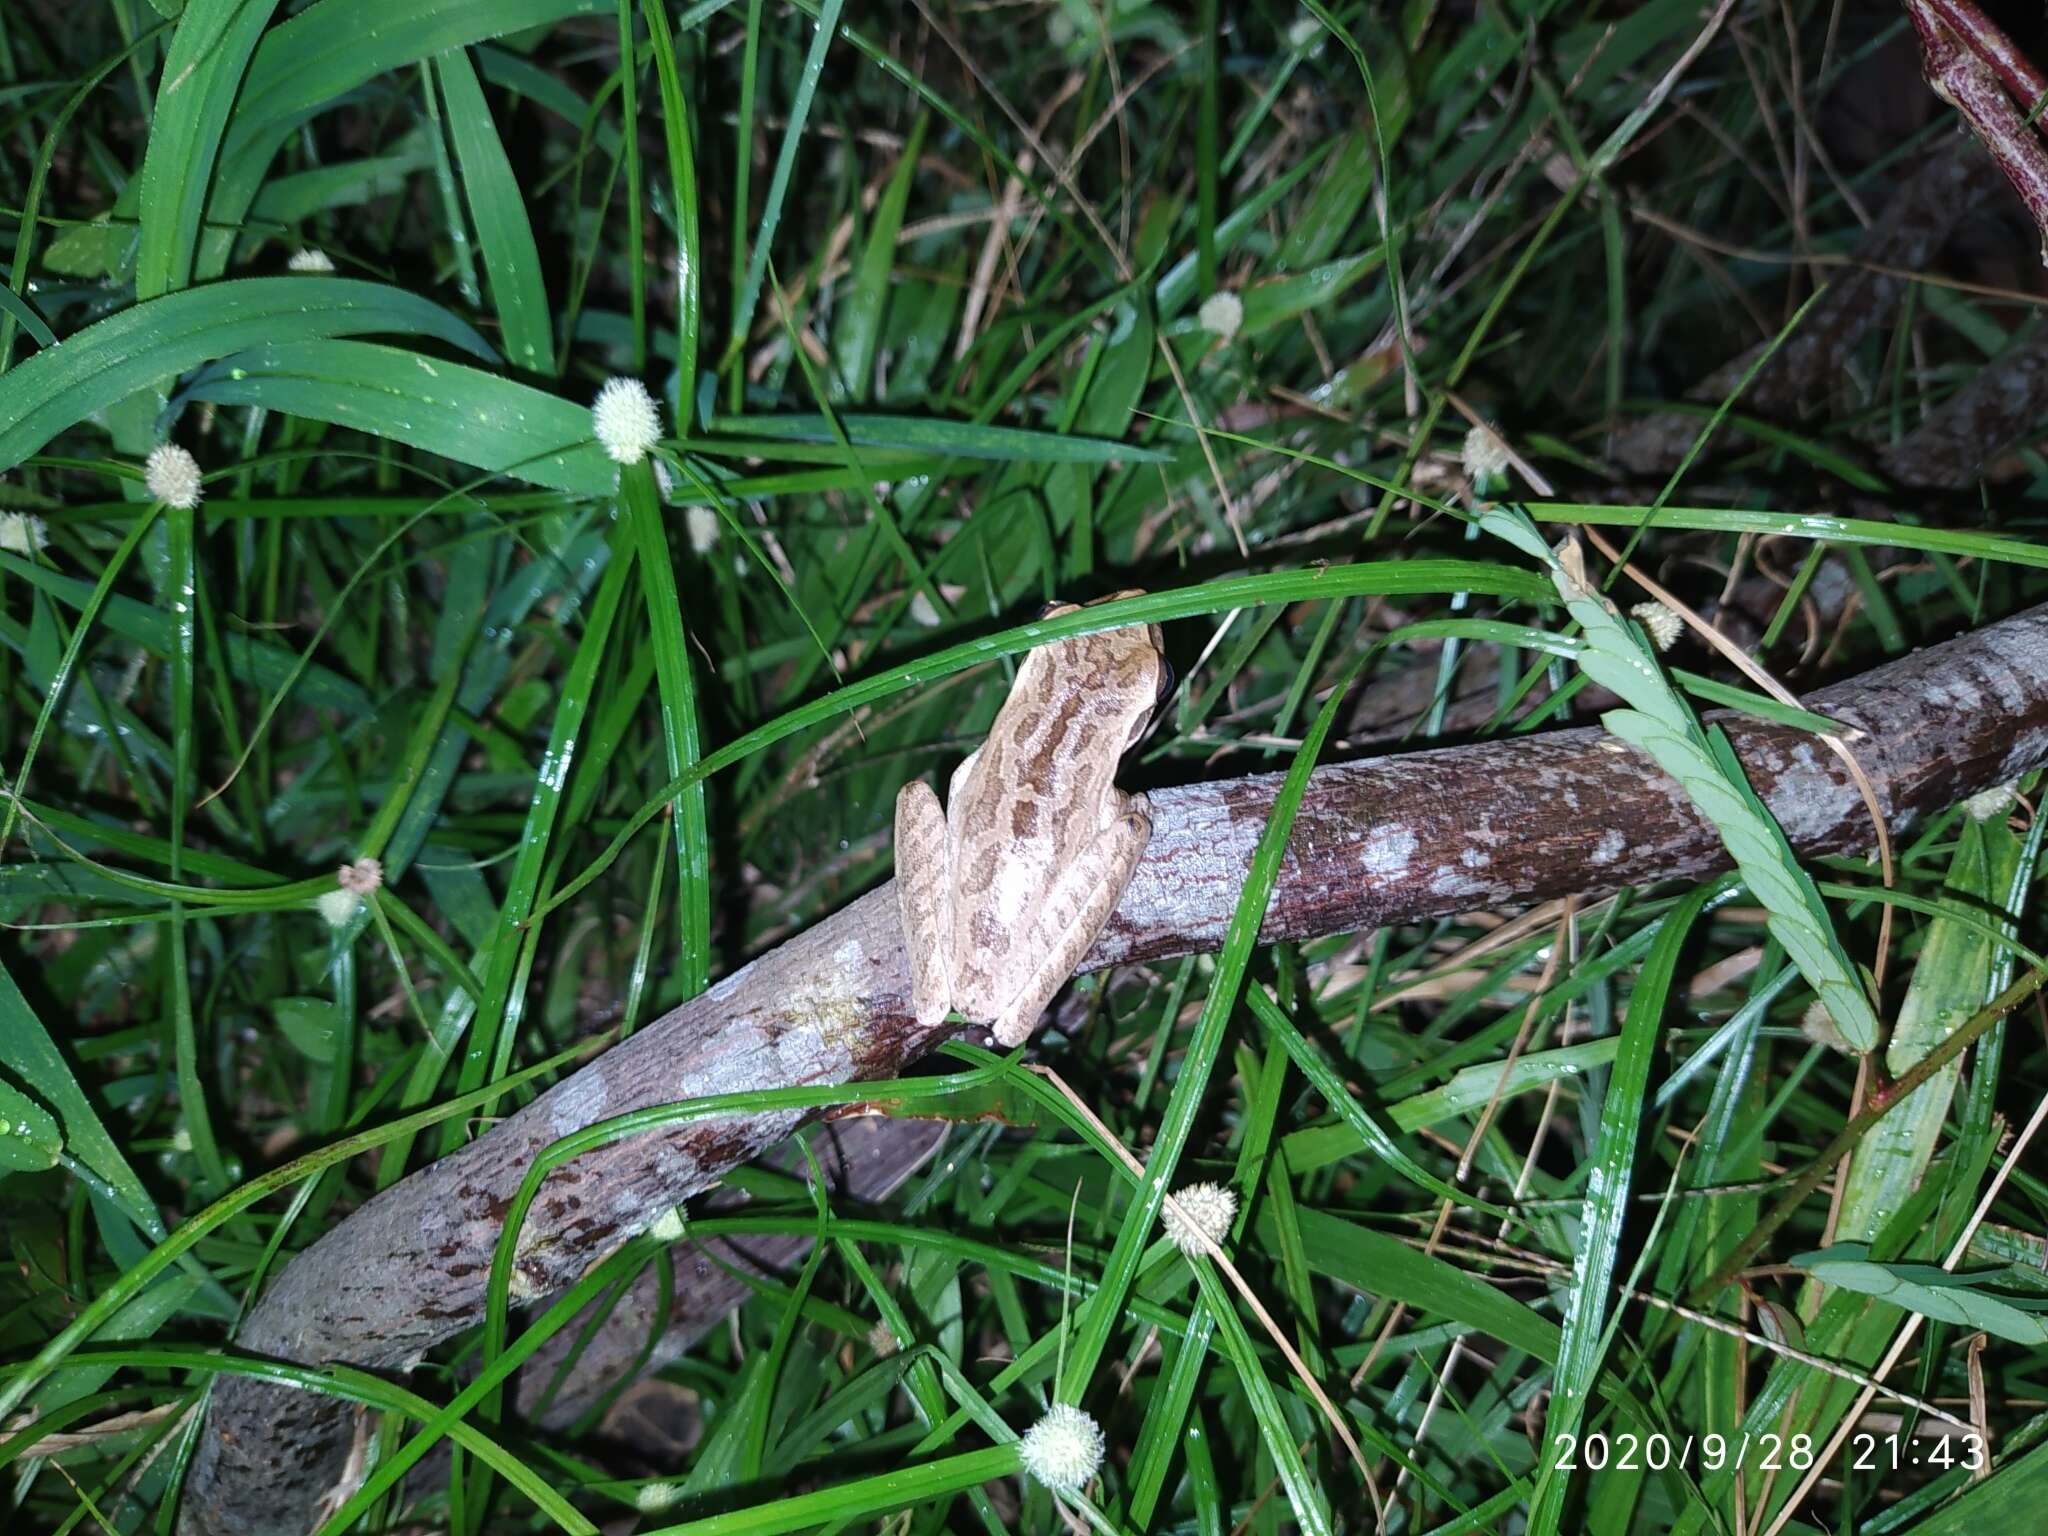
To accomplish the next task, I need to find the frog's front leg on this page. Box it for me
[990,792,1152,1048]
[894,780,955,1028]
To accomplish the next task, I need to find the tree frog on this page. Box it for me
[894,593,1167,1046]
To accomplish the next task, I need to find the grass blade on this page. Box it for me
[435,46,556,373]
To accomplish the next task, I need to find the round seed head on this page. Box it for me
[144,444,204,510]
[1964,782,2018,822]
[1019,1402,1105,1493]
[1198,290,1244,342]
[1630,600,1683,653]
[0,512,48,556]
[592,377,664,464]
[316,888,361,928]
[634,1482,682,1513]
[1461,424,1510,488]
[288,248,336,273]
[1799,999,1855,1055]
[1161,1181,1238,1256]
[336,857,384,895]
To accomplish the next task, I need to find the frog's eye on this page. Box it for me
[1131,655,1174,748]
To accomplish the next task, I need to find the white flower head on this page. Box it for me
[1461,423,1510,488]
[1963,782,2019,822]
[288,247,336,273]
[685,504,720,555]
[1161,1181,1238,1256]
[868,1320,900,1358]
[0,511,48,556]
[336,856,384,896]
[316,888,362,928]
[592,377,663,464]
[144,444,203,510]
[1198,290,1244,343]
[1019,1402,1105,1493]
[634,1482,682,1514]
[1630,600,1683,653]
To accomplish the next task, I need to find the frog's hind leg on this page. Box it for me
[989,794,1152,1048]
[894,781,955,1028]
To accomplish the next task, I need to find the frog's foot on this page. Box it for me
[894,779,955,1029]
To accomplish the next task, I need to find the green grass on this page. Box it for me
[2,3,2047,1534]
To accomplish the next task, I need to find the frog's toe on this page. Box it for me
[990,1007,1038,1048]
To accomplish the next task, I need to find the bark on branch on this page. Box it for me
[182,601,2048,1536]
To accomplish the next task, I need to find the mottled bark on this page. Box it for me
[1879,323,2048,488]
[1610,147,2003,476]
[1906,1,2048,255]
[182,601,2048,1536]
[508,1113,948,1432]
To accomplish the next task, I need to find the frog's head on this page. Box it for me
[1074,589,1173,754]
[1129,629,1173,750]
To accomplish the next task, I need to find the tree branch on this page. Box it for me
[181,601,2048,1536]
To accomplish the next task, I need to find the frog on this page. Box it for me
[894,592,1167,1046]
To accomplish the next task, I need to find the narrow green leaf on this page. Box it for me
[1669,667,1848,735]
[712,411,1174,463]
[0,548,370,719]
[185,339,613,493]
[0,287,55,351]
[1836,812,2019,1242]
[1238,248,1384,338]
[619,459,710,993]
[722,0,847,376]
[1477,504,1881,1051]
[442,538,634,1142]
[1793,1245,2048,1345]
[1907,1435,2048,1534]
[274,997,344,1065]
[643,0,701,418]
[1282,1038,1622,1172]
[199,1,608,281]
[831,114,927,402]
[435,47,556,373]
[165,493,233,1195]
[0,1041,586,1424]
[1529,883,1715,1536]
[1528,501,2048,571]
[0,279,493,471]
[0,957,163,1236]
[0,1077,62,1172]
[1189,1260,1333,1536]
[137,0,285,298]
[1246,988,1509,1216]
[1056,652,1367,1529]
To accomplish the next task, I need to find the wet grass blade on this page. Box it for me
[136,0,283,299]
[1527,883,1714,1535]
[619,458,711,993]
[0,279,493,470]
[435,46,556,373]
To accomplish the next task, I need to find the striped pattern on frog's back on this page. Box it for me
[894,593,1165,1047]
